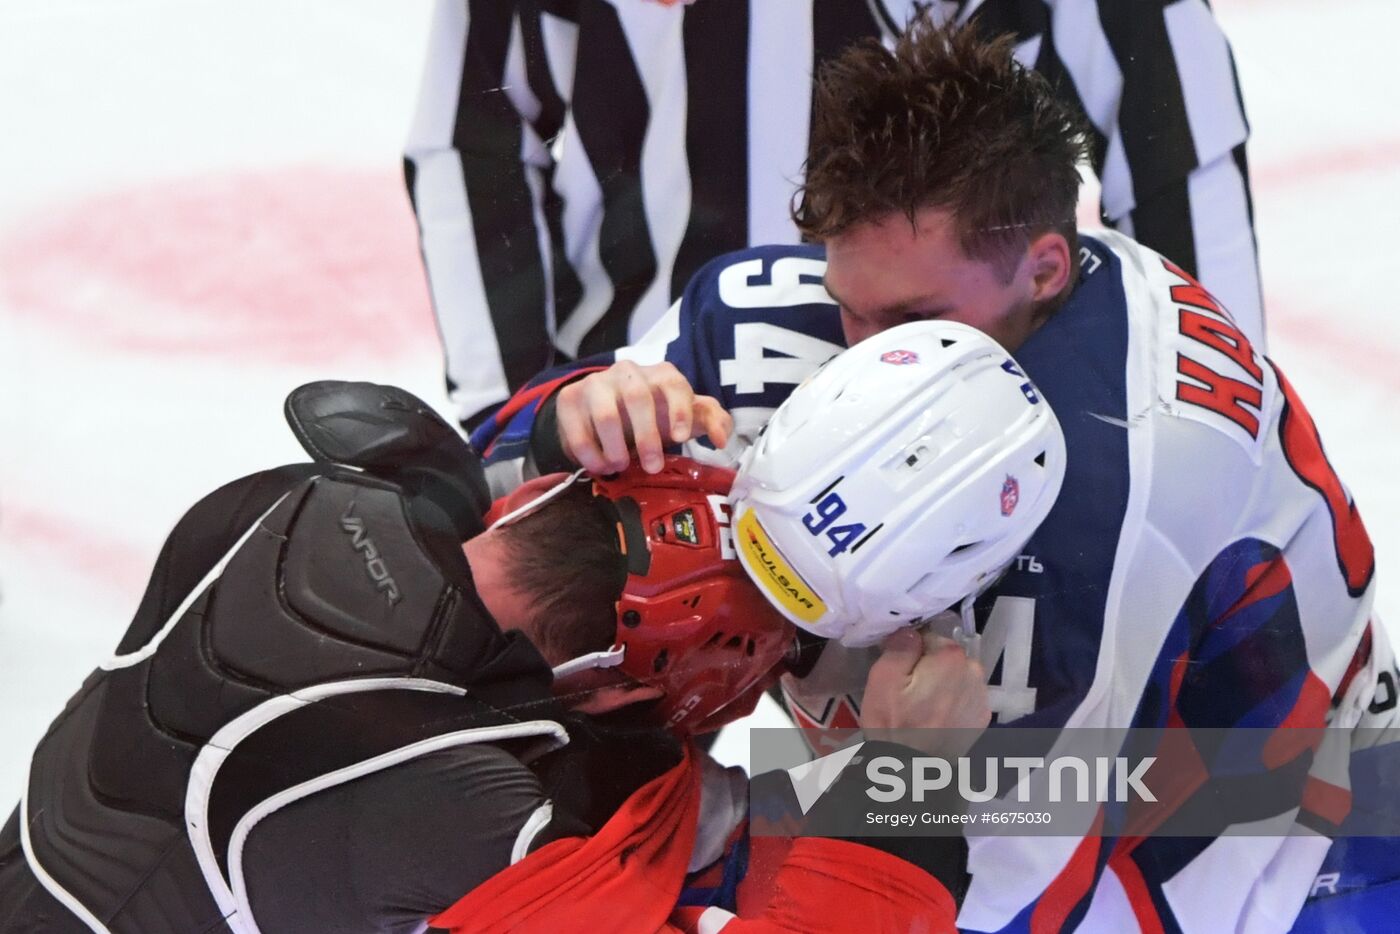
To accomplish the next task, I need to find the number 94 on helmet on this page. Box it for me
[730,320,1067,647]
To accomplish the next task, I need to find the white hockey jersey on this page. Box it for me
[476,231,1386,932]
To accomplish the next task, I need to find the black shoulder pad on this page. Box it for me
[285,381,490,541]
[285,380,468,471]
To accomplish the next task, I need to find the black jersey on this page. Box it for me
[0,383,569,933]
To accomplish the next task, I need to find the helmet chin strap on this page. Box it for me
[946,559,1014,658]
[549,646,637,710]
[551,644,626,680]
[953,594,983,658]
[496,469,631,688]
[488,468,586,531]
[887,588,991,655]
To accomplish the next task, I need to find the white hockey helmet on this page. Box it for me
[730,320,1066,646]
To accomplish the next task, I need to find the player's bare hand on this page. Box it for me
[860,628,991,756]
[554,361,733,474]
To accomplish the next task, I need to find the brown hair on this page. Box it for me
[495,485,626,661]
[794,19,1090,280]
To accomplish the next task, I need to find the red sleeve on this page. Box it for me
[671,837,958,934]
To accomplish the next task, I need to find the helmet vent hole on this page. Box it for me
[683,595,702,609]
[948,541,979,556]
[724,635,743,650]
[745,640,756,656]
[705,632,723,647]
[1034,451,1046,467]
[622,610,642,628]
[653,649,669,672]
[940,338,958,348]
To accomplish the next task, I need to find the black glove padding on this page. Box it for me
[284,381,491,542]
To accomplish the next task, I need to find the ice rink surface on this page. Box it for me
[1,0,1397,803]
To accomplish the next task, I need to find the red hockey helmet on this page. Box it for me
[595,457,797,733]
[490,457,797,734]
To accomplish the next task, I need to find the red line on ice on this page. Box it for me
[1265,297,1400,396]
[1251,139,1400,387]
[0,166,440,365]
[2,505,151,601]
[1253,139,1400,192]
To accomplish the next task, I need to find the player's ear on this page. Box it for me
[570,682,665,716]
[1026,230,1073,302]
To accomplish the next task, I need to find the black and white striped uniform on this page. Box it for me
[406,0,1261,429]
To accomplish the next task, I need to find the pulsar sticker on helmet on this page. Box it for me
[1001,475,1020,517]
[880,349,920,366]
[737,510,827,624]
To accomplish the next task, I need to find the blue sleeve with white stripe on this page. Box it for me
[473,244,846,477]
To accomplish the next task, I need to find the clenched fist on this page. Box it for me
[555,360,733,474]
[860,628,991,756]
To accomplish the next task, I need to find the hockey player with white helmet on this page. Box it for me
[474,21,1391,932]
[730,319,1065,648]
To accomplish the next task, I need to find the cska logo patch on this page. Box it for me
[880,349,920,366]
[1000,475,1020,517]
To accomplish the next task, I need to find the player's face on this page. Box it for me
[822,206,1067,352]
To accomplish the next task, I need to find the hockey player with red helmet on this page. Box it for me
[478,457,793,736]
[1,380,986,932]
[431,455,988,934]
